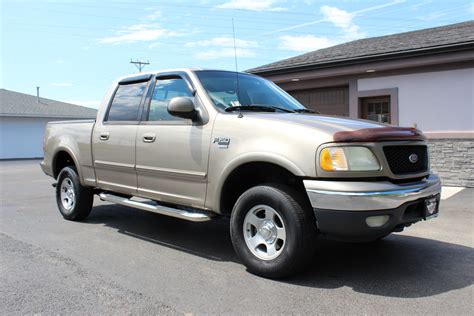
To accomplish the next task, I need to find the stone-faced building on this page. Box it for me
[249,21,474,187]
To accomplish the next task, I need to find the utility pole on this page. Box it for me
[130,59,150,72]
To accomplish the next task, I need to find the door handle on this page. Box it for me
[143,134,156,143]
[99,132,109,141]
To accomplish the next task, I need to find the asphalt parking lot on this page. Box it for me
[1,159,473,314]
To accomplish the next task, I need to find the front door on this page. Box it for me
[92,79,149,195]
[136,74,212,208]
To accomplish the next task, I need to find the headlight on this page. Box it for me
[320,146,380,171]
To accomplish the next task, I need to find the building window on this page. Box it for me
[360,96,391,124]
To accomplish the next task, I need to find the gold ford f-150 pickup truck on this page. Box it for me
[41,69,441,278]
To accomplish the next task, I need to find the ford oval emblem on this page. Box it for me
[409,153,419,164]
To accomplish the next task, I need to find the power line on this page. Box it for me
[11,1,470,40]
[130,59,150,72]
[9,0,420,18]
[7,10,471,41]
[6,19,444,35]
[18,1,473,25]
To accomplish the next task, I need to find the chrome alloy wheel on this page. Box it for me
[60,177,75,212]
[243,205,286,260]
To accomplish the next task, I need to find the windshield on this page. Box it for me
[195,70,307,112]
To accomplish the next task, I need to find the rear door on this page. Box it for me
[135,73,212,208]
[92,76,150,195]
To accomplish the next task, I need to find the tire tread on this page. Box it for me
[56,166,93,221]
[230,183,317,278]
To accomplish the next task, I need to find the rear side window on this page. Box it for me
[106,82,148,121]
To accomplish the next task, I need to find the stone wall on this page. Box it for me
[427,138,474,187]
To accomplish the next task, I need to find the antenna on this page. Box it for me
[130,59,150,72]
[231,18,239,73]
[231,18,241,107]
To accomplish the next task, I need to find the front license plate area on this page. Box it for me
[424,194,440,220]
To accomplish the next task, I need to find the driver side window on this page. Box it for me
[148,77,193,121]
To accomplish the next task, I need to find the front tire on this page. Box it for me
[230,184,318,278]
[56,166,93,221]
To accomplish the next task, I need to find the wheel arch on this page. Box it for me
[217,156,308,215]
[52,147,84,185]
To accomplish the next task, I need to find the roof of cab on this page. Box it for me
[117,68,258,82]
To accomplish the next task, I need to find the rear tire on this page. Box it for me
[56,166,93,221]
[230,184,318,278]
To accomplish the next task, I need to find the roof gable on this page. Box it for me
[0,89,98,119]
[249,21,474,74]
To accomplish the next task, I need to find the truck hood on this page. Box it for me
[245,113,426,143]
[249,113,386,135]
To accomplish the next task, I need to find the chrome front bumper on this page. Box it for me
[304,174,441,211]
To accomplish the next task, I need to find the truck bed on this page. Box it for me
[42,119,96,186]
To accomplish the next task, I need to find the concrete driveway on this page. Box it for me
[1,160,473,314]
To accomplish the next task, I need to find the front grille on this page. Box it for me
[383,145,428,175]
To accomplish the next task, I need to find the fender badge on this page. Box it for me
[213,137,230,148]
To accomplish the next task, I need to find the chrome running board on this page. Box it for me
[98,193,214,222]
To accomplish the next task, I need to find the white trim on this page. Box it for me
[425,131,474,139]
[441,186,465,200]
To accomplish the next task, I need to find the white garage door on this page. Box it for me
[0,117,60,159]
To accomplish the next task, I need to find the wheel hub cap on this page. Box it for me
[60,177,75,212]
[259,221,277,244]
[243,205,286,261]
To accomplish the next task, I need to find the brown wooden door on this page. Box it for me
[289,86,349,116]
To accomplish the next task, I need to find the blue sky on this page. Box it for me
[1,0,472,108]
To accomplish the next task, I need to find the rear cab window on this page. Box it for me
[105,80,149,122]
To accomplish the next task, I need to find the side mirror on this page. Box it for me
[167,97,197,120]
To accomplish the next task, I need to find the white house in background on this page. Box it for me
[0,89,97,159]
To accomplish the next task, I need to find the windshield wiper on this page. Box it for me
[268,105,296,113]
[225,105,295,113]
[294,108,319,114]
[225,105,275,113]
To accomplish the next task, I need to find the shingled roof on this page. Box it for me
[0,89,97,119]
[249,21,474,75]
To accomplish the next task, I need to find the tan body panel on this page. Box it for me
[42,68,429,215]
[204,112,386,212]
[92,123,138,195]
[42,120,96,186]
[135,123,212,208]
